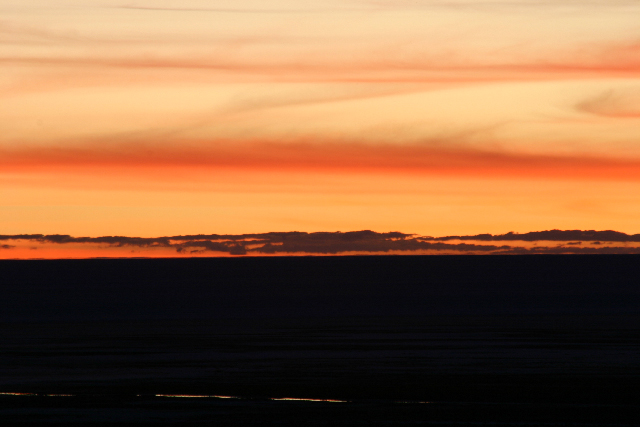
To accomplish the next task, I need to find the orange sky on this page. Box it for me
[2,0,640,244]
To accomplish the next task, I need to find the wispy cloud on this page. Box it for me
[2,46,638,82]
[576,87,640,118]
[2,0,640,238]
[116,6,352,14]
[3,140,640,181]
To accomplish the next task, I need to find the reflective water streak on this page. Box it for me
[0,392,74,396]
[2,392,348,402]
[155,394,239,399]
[0,392,36,396]
[270,397,347,403]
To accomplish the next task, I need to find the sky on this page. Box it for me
[2,0,640,257]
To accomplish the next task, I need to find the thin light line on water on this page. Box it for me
[2,392,347,402]
[154,394,240,399]
[154,394,348,402]
[0,392,37,396]
[270,397,348,403]
[0,392,76,397]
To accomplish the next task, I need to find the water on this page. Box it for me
[1,256,639,424]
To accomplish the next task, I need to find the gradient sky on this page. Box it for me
[2,0,640,242]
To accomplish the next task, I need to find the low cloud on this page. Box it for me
[3,229,640,256]
[496,246,640,255]
[428,229,640,242]
[0,234,172,247]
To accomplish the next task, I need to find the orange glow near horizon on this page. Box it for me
[2,1,640,254]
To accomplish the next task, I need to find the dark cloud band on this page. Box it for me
[3,230,640,256]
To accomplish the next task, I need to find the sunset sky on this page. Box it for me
[2,0,640,257]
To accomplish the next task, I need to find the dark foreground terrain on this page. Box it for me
[1,255,639,425]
